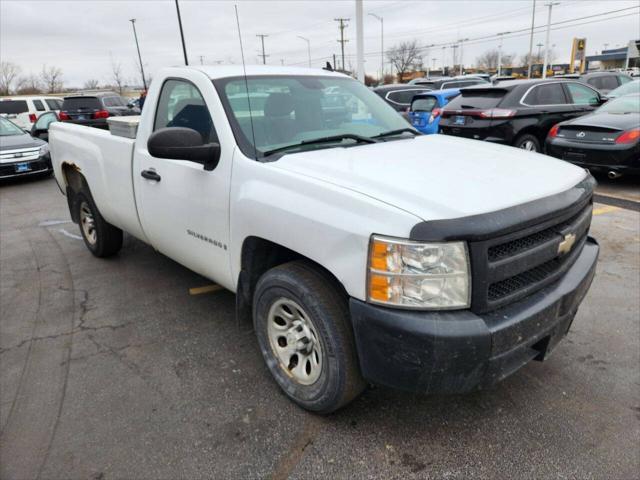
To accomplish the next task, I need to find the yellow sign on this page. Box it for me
[570,38,587,73]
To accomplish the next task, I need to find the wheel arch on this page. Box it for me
[235,236,349,326]
[61,162,90,223]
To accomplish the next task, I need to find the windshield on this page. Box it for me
[598,94,640,114]
[215,75,412,159]
[0,116,25,136]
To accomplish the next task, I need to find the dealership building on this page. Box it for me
[586,40,640,70]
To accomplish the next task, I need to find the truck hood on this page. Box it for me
[270,135,587,221]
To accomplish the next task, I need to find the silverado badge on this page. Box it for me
[558,232,577,255]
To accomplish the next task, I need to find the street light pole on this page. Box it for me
[542,2,559,79]
[298,36,311,68]
[174,0,189,65]
[129,18,147,90]
[369,13,384,81]
[497,32,510,77]
[526,0,537,78]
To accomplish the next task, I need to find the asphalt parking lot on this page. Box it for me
[1,176,639,480]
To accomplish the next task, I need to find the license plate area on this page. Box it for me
[454,115,466,125]
[15,162,31,173]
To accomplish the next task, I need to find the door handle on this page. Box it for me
[141,169,161,182]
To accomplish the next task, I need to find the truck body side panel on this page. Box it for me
[49,122,147,242]
[229,153,422,301]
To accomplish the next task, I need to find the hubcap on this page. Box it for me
[520,140,537,151]
[79,201,97,245]
[267,298,322,385]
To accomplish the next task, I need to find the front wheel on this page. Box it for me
[253,261,365,414]
[514,133,541,152]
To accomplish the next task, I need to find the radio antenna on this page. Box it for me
[235,5,258,161]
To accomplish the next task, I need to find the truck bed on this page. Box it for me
[49,122,147,241]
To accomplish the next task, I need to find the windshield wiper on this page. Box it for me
[372,128,420,139]
[263,133,377,157]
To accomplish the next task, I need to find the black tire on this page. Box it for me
[75,192,123,257]
[514,133,541,152]
[253,260,365,414]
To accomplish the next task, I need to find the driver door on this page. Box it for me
[133,78,233,287]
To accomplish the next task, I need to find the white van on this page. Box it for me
[0,96,63,130]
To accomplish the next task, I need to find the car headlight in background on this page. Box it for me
[39,144,50,156]
[367,235,471,309]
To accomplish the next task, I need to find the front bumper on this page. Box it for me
[0,153,52,179]
[350,237,599,394]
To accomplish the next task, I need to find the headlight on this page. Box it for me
[367,235,471,309]
[39,144,49,156]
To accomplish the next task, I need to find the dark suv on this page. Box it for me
[373,84,432,112]
[558,71,633,95]
[411,76,488,90]
[59,92,140,129]
[439,79,605,152]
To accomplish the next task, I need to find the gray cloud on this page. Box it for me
[1,0,638,87]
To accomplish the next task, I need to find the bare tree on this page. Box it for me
[520,48,555,67]
[83,79,100,90]
[110,57,126,95]
[387,40,422,82]
[0,61,22,95]
[41,65,64,93]
[16,74,42,94]
[476,49,515,70]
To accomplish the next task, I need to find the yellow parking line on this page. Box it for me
[189,284,223,295]
[592,205,620,216]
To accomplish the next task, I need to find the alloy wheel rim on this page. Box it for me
[520,140,537,151]
[266,298,322,385]
[79,201,97,245]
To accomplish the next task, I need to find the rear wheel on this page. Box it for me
[75,192,123,257]
[514,133,541,152]
[253,261,365,414]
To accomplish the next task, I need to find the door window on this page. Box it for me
[45,99,62,110]
[154,79,218,143]
[32,99,45,111]
[386,89,427,106]
[566,83,600,106]
[523,83,567,105]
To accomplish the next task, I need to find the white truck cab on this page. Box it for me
[46,66,599,413]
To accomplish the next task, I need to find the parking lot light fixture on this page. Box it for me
[129,19,147,91]
[298,36,311,68]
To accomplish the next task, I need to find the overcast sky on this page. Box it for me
[1,0,639,87]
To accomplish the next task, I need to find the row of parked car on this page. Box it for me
[0,91,138,179]
[375,71,639,177]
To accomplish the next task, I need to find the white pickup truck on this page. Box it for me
[45,66,599,413]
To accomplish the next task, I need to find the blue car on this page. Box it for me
[408,88,460,134]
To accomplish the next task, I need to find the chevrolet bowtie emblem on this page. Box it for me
[558,232,577,255]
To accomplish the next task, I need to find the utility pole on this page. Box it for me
[424,45,432,77]
[256,34,269,64]
[355,0,364,83]
[298,36,311,68]
[526,0,537,78]
[199,55,204,65]
[459,38,468,75]
[129,18,147,90]
[442,45,447,74]
[542,2,559,79]
[497,31,510,77]
[369,13,384,81]
[334,18,350,71]
[451,44,459,73]
[333,54,337,70]
[280,59,285,66]
[174,0,189,65]
[536,42,544,61]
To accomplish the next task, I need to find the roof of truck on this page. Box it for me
[189,65,348,79]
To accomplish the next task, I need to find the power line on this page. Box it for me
[334,18,350,71]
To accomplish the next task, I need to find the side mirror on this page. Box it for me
[30,111,59,140]
[598,95,609,105]
[147,127,220,171]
